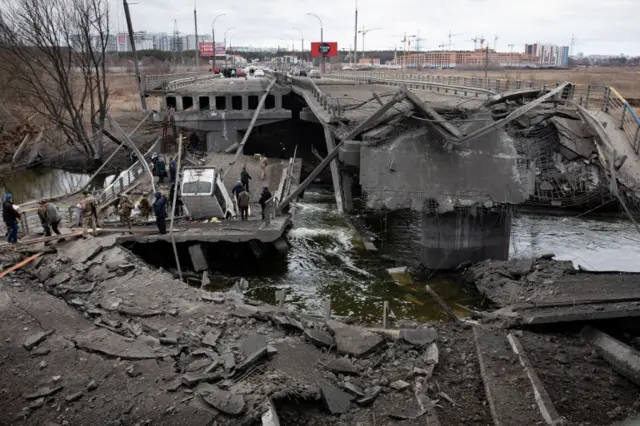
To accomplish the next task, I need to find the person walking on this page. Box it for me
[237,189,250,221]
[258,186,272,220]
[82,190,99,237]
[169,157,177,183]
[75,202,84,227]
[119,195,133,230]
[2,194,21,244]
[153,191,167,234]
[259,155,268,181]
[156,156,167,184]
[138,196,152,222]
[38,199,62,237]
[240,166,252,192]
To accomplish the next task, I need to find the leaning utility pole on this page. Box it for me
[170,133,184,281]
[123,0,147,111]
[353,2,358,66]
[194,5,200,71]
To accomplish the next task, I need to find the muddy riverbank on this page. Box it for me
[1,234,640,425]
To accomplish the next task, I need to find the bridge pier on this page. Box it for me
[419,208,512,270]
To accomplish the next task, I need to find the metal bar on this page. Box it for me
[224,78,278,179]
[170,134,183,281]
[278,90,406,211]
[403,88,463,139]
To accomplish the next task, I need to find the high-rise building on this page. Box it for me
[524,42,570,67]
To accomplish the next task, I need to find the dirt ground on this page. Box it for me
[520,330,640,425]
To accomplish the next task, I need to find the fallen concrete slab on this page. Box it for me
[326,320,384,357]
[582,326,640,387]
[72,328,160,359]
[473,326,546,426]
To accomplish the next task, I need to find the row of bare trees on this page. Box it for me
[0,0,111,165]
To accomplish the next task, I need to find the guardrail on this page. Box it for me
[602,87,640,154]
[98,138,161,208]
[327,72,497,98]
[278,73,344,118]
[333,70,640,155]
[143,72,218,92]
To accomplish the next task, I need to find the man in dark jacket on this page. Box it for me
[156,157,167,183]
[240,166,251,192]
[2,194,21,243]
[258,186,272,220]
[237,190,250,221]
[153,191,167,234]
[169,158,177,183]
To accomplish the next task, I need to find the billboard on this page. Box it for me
[199,42,226,57]
[310,42,338,58]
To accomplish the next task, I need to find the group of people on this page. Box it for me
[151,153,178,184]
[231,165,272,221]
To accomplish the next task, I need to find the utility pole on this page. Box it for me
[194,5,199,72]
[358,26,381,61]
[122,0,147,111]
[484,44,489,79]
[170,133,184,282]
[353,2,358,66]
[212,14,225,73]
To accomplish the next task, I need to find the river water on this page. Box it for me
[4,169,640,321]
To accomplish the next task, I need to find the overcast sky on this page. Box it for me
[113,0,639,56]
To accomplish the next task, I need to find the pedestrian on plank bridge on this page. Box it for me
[138,196,152,222]
[81,190,99,237]
[238,189,250,221]
[37,199,61,237]
[2,194,21,244]
[119,195,133,231]
[240,166,252,192]
[153,191,167,234]
[259,155,268,181]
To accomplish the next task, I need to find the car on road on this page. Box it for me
[309,70,321,79]
[254,69,265,77]
[236,68,247,77]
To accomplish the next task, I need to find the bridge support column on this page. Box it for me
[176,97,183,111]
[419,208,512,270]
[275,95,283,110]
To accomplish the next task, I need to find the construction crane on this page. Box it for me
[438,44,446,51]
[479,35,485,49]
[397,33,416,70]
[447,30,462,50]
[493,35,499,50]
[508,43,514,53]
[358,26,381,60]
[471,37,479,50]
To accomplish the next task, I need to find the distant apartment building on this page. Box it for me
[358,57,380,65]
[524,43,570,67]
[396,49,536,68]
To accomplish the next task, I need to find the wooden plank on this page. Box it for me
[0,253,42,278]
[474,326,545,426]
[507,333,565,425]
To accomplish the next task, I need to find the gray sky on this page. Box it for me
[114,0,640,55]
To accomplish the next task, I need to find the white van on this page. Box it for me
[181,166,236,220]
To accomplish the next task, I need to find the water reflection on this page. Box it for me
[0,168,105,204]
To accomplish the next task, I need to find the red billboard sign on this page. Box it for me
[310,42,338,57]
[199,42,227,57]
[199,42,214,57]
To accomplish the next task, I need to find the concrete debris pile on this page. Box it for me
[1,236,491,425]
[463,255,575,307]
[495,102,613,209]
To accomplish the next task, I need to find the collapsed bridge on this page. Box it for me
[146,70,640,269]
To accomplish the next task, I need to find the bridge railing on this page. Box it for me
[334,70,640,155]
[97,138,161,209]
[143,72,218,92]
[265,146,297,224]
[284,75,344,117]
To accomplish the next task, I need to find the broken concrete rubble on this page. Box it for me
[326,320,384,357]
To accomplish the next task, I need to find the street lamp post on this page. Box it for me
[306,13,324,74]
[223,26,236,68]
[292,27,304,63]
[212,14,225,71]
